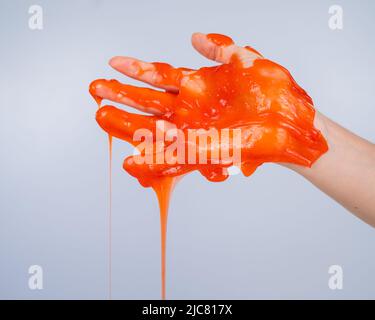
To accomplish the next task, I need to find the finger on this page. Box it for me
[124,156,230,186]
[90,79,175,115]
[96,105,158,144]
[124,151,231,187]
[191,32,262,67]
[109,56,193,93]
[123,154,197,187]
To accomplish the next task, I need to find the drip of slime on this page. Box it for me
[151,177,176,300]
[108,134,112,300]
[97,98,113,300]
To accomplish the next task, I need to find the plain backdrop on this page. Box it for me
[0,0,374,299]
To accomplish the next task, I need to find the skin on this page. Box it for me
[90,32,375,228]
[285,112,375,227]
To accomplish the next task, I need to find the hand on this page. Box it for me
[90,33,328,187]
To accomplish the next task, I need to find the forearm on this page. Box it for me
[287,112,375,227]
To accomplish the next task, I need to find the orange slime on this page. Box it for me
[152,177,175,300]
[108,134,112,300]
[97,99,113,300]
[89,33,328,299]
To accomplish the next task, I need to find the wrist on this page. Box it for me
[280,110,330,173]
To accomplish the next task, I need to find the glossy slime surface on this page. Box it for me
[89,33,328,299]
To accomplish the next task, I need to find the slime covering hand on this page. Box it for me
[90,33,328,187]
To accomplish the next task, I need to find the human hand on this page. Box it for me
[90,33,328,187]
